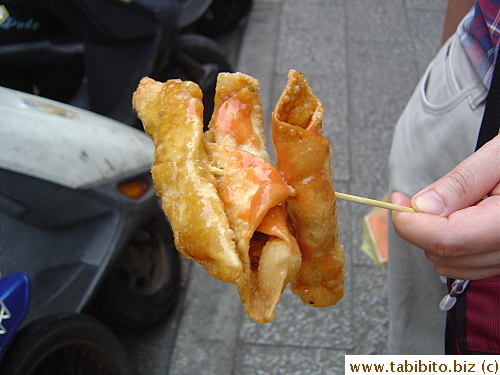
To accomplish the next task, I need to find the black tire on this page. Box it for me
[91,212,181,332]
[0,313,132,375]
[157,33,233,127]
[175,33,233,73]
[195,0,253,37]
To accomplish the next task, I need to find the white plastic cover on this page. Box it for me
[0,87,154,189]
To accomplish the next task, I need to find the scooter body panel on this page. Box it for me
[0,165,160,327]
[0,87,161,329]
[0,86,154,189]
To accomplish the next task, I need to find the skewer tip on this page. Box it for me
[335,192,416,213]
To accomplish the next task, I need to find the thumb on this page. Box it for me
[411,135,500,217]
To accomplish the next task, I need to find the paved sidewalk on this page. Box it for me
[122,1,448,374]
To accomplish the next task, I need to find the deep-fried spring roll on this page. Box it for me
[205,72,300,322]
[206,72,269,162]
[241,205,301,323]
[133,70,341,323]
[205,144,301,322]
[272,70,344,307]
[133,77,243,286]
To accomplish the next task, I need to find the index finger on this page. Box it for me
[411,135,500,217]
[392,195,500,257]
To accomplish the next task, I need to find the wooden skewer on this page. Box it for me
[209,165,224,176]
[209,167,415,212]
[335,192,416,213]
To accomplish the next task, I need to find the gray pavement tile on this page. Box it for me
[346,0,411,43]
[240,284,353,349]
[168,339,237,375]
[352,265,389,355]
[349,202,381,267]
[407,9,446,75]
[237,0,282,107]
[171,263,243,341]
[347,124,393,267]
[236,344,347,375]
[347,41,419,131]
[276,0,346,76]
[405,0,447,10]
[118,316,177,375]
[168,263,243,375]
[237,0,282,163]
[348,124,394,199]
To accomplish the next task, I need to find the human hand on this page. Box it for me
[391,135,500,280]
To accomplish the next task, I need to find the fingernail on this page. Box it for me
[413,190,446,215]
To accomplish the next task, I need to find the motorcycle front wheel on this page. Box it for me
[195,0,253,37]
[156,33,233,128]
[90,212,182,332]
[0,313,132,375]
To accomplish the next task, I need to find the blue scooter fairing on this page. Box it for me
[0,273,29,363]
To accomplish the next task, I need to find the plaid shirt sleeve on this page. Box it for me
[458,0,500,89]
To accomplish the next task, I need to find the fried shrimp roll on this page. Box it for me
[133,70,344,323]
[272,70,344,307]
[205,73,300,322]
[241,205,301,323]
[206,72,269,162]
[132,77,243,286]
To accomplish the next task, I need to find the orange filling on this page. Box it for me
[255,205,290,239]
[215,87,260,149]
[234,150,289,234]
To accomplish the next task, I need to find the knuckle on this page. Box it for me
[443,169,472,198]
[432,264,448,278]
[431,228,467,257]
[424,251,436,262]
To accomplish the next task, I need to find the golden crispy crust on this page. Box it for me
[133,70,345,322]
[205,73,299,323]
[238,205,301,323]
[272,70,344,307]
[133,77,243,286]
[207,73,269,162]
[204,144,288,263]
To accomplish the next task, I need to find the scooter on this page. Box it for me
[0,86,181,374]
[0,1,253,372]
[0,0,245,128]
